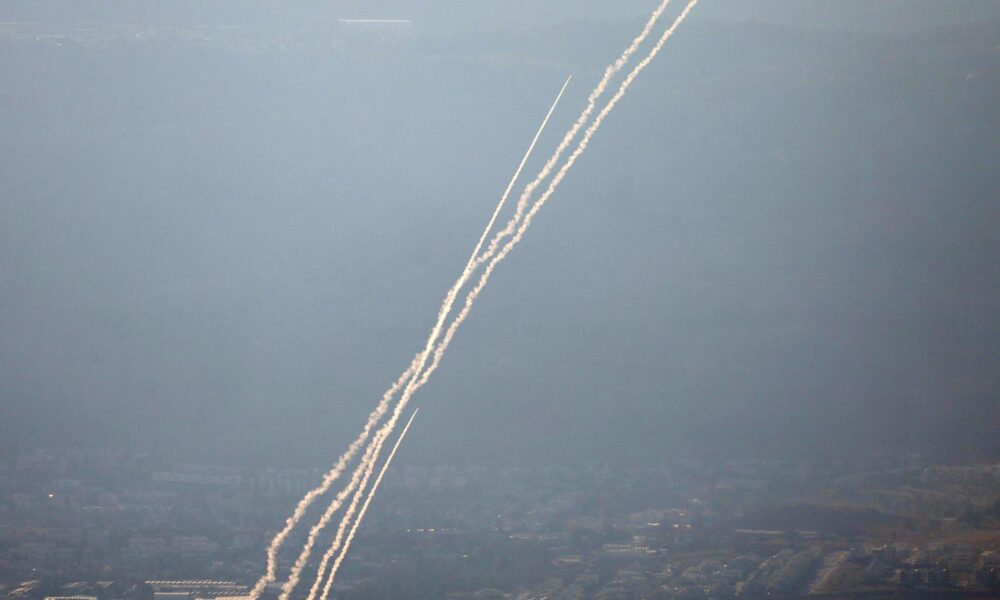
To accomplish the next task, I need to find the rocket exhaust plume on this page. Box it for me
[284,435,379,600]
[468,76,572,266]
[297,5,678,575]
[256,0,700,593]
[474,0,675,269]
[395,74,573,409]
[313,408,419,600]
[250,78,570,600]
[427,0,705,397]
[277,421,388,600]
[284,76,571,599]
[313,0,701,591]
[248,360,418,600]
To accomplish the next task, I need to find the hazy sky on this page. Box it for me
[4,1,1000,31]
[1,1,998,466]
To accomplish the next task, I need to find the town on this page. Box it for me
[2,448,999,599]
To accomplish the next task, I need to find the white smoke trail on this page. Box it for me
[467,76,572,267]
[277,422,387,600]
[252,77,571,600]
[475,0,674,268]
[314,408,419,600]
[247,359,418,600]
[430,0,699,380]
[391,74,572,410]
[259,1,697,593]
[414,0,705,413]
[431,0,704,382]
[302,428,387,600]
[316,2,701,592]
[372,76,571,447]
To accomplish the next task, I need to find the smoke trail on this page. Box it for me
[247,359,419,600]
[301,424,390,600]
[260,1,697,593]
[388,1,666,390]
[416,0,705,423]
[430,0,704,385]
[467,76,572,267]
[440,0,705,374]
[314,3,701,591]
[474,0,674,268]
[392,75,572,414]
[292,427,380,600]
[251,78,570,600]
[313,409,419,600]
[374,76,571,457]
[276,422,388,600]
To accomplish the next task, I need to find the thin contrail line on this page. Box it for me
[315,408,419,600]
[256,78,570,600]
[315,0,701,591]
